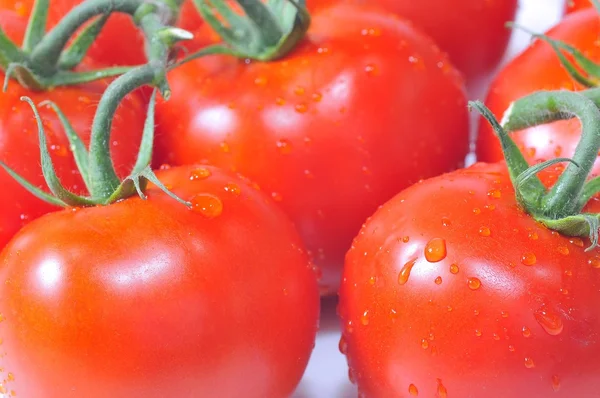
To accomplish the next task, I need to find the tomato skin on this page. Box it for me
[477,10,600,170]
[565,0,593,14]
[309,0,518,79]
[0,165,319,398]
[339,161,600,397]
[0,12,146,249]
[154,4,469,294]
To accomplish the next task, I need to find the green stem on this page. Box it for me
[502,90,600,217]
[22,0,49,53]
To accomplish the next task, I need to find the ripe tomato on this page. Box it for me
[0,164,319,398]
[339,161,600,397]
[477,10,600,171]
[0,0,146,66]
[565,0,593,14]
[309,0,518,79]
[154,3,469,294]
[0,11,146,249]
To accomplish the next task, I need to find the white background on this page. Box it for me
[293,0,565,396]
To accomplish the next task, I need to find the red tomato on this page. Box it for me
[565,0,593,14]
[0,165,319,398]
[0,0,147,66]
[339,161,600,397]
[0,11,146,249]
[309,0,518,79]
[477,10,600,171]
[177,0,204,32]
[154,3,469,294]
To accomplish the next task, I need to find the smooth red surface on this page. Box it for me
[154,4,469,294]
[309,0,518,79]
[339,161,600,397]
[565,0,593,14]
[477,10,600,172]
[0,165,320,398]
[0,11,146,249]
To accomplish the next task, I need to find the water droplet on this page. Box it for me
[0,314,5,323]
[528,231,539,240]
[365,64,379,76]
[447,305,453,312]
[254,76,268,86]
[294,86,306,96]
[473,207,481,215]
[409,384,419,396]
[474,329,482,337]
[557,246,570,255]
[402,236,410,243]
[275,97,286,106]
[271,192,283,202]
[276,138,292,154]
[312,92,322,102]
[508,344,515,352]
[189,167,211,180]
[435,276,442,285]
[468,277,481,290]
[361,27,382,36]
[560,287,569,295]
[436,379,448,398]
[570,237,584,247]
[421,338,429,349]
[190,194,223,218]
[295,103,308,113]
[159,164,171,170]
[501,311,509,318]
[360,310,370,326]
[493,333,500,341]
[398,258,417,285]
[6,373,13,382]
[338,336,348,355]
[588,256,600,268]
[487,189,502,199]
[522,326,532,338]
[348,367,356,384]
[424,238,447,262]
[552,375,561,392]
[479,226,491,237]
[524,357,535,369]
[534,306,564,335]
[224,183,241,196]
[441,217,451,227]
[521,253,537,266]
[473,309,480,316]
[485,204,496,211]
[449,264,459,274]
[220,142,230,153]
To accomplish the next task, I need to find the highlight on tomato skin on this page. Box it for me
[154,2,470,295]
[564,0,593,14]
[0,164,320,398]
[338,161,600,398]
[476,9,600,173]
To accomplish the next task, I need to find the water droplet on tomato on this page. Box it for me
[478,226,491,237]
[524,357,535,369]
[487,189,501,199]
[557,246,569,255]
[398,258,417,285]
[528,231,539,240]
[276,139,292,154]
[447,305,453,312]
[472,207,481,215]
[522,326,532,338]
[159,163,171,170]
[6,373,13,382]
[441,217,451,227]
[409,384,419,396]
[501,311,509,318]
[254,76,268,86]
[338,336,348,355]
[474,329,482,337]
[521,253,536,266]
[224,183,241,196]
[348,368,356,384]
[220,142,230,153]
[295,103,308,113]
[435,276,442,285]
[365,64,379,76]
[312,92,323,102]
[275,97,286,106]
[294,86,306,96]
[570,237,584,247]
[190,194,223,218]
[421,338,429,349]
[360,310,369,326]
[0,314,5,323]
[271,192,283,202]
[588,256,600,268]
[552,375,561,392]
[492,333,500,341]
[467,277,481,290]
[436,379,448,398]
[508,344,515,352]
[424,238,447,262]
[449,264,459,274]
[473,309,480,316]
[534,306,564,336]
[402,236,410,243]
[189,167,211,180]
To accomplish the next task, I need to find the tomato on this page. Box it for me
[309,0,518,79]
[338,161,600,397]
[154,3,469,294]
[565,0,593,14]
[477,10,600,171]
[0,11,146,249]
[177,0,204,32]
[0,164,319,398]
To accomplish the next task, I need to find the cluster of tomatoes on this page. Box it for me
[0,0,598,397]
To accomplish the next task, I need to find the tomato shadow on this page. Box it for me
[319,295,341,332]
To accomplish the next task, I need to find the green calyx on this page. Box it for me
[177,0,310,66]
[0,0,190,91]
[471,88,600,250]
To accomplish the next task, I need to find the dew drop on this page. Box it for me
[224,183,241,196]
[424,238,447,262]
[449,264,459,274]
[435,276,442,285]
[436,379,448,398]
[190,194,223,218]
[254,76,268,86]
[294,86,306,96]
[534,306,564,336]
[189,167,211,180]
[552,375,561,392]
[276,138,293,154]
[398,258,417,285]
[487,189,502,199]
[588,256,600,269]
[402,236,410,243]
[522,326,532,338]
[524,357,535,369]
[6,373,13,382]
[311,92,323,102]
[478,226,491,237]
[295,103,308,113]
[564,269,573,276]
[275,97,286,106]
[338,336,348,355]
[521,253,537,266]
[365,63,379,76]
[473,207,481,215]
[570,237,584,247]
[447,305,453,312]
[467,277,481,290]
[360,310,370,326]
[501,311,509,318]
[421,338,429,349]
[220,142,230,153]
[474,329,482,337]
[441,217,451,227]
[557,246,569,255]
[528,231,539,240]
[493,333,500,341]
[271,192,283,202]
[408,383,419,396]
[508,344,515,352]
